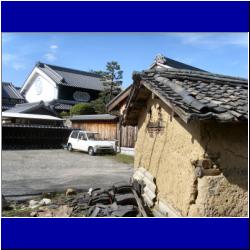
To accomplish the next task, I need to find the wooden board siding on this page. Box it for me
[72,120,138,148]
[72,121,117,140]
[119,125,138,148]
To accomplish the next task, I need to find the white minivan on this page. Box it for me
[67,130,116,155]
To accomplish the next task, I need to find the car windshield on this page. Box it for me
[87,133,100,140]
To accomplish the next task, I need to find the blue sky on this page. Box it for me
[2,33,248,88]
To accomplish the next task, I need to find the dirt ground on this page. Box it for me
[2,149,133,197]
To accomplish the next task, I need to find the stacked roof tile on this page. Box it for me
[124,68,248,124]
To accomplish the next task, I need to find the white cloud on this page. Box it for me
[177,33,248,48]
[2,53,26,70]
[13,62,26,70]
[44,53,57,62]
[43,44,59,62]
[2,53,16,64]
[50,44,58,49]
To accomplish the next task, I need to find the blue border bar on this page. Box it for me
[1,1,249,32]
[1,218,249,249]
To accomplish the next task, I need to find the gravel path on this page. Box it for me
[2,149,133,197]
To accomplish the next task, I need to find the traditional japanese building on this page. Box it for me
[2,101,71,149]
[122,57,248,217]
[2,82,26,111]
[20,62,104,113]
[106,54,207,150]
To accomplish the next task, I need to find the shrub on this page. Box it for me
[59,111,69,117]
[70,103,95,116]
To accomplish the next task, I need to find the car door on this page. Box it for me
[70,130,79,149]
[77,132,88,152]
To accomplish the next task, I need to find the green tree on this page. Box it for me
[89,70,106,77]
[69,103,95,116]
[102,61,123,101]
[91,61,123,113]
[90,98,107,114]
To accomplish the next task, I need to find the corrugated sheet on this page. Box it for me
[71,114,118,121]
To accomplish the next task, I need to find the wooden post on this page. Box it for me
[119,118,122,148]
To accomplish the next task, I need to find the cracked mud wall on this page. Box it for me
[134,98,204,216]
[134,97,248,217]
[188,122,248,217]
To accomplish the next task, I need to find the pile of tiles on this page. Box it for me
[69,181,147,217]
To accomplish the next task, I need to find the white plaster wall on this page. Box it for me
[25,75,58,103]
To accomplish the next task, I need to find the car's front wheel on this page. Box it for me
[111,150,117,155]
[88,147,95,156]
[68,143,73,152]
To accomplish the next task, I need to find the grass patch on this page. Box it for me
[106,153,134,165]
[2,207,32,217]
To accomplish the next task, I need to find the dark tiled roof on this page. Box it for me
[2,104,16,110]
[50,99,79,111]
[151,54,206,72]
[7,99,75,113]
[52,99,78,105]
[2,82,25,100]
[70,114,118,121]
[54,103,73,111]
[124,68,248,124]
[7,101,57,116]
[36,62,104,91]
[7,102,42,113]
[8,99,78,113]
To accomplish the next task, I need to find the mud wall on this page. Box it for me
[188,122,248,216]
[134,96,248,216]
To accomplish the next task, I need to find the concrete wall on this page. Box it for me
[134,97,248,217]
[120,147,135,156]
[63,117,72,128]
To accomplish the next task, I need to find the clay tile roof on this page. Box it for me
[7,100,57,116]
[36,62,104,91]
[124,68,248,124]
[152,54,206,72]
[2,82,25,100]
